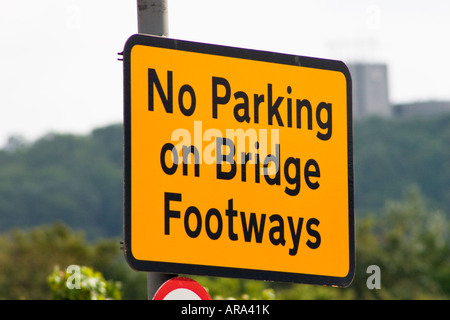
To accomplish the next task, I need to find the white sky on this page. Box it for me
[1,0,449,146]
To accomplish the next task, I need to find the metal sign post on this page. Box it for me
[135,0,175,300]
[137,0,168,36]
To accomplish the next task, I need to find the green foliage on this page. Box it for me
[0,125,123,239]
[0,223,89,299]
[0,223,146,299]
[373,187,450,299]
[47,265,122,300]
[354,114,450,215]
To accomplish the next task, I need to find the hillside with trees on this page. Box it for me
[1,114,449,238]
[354,114,450,215]
[0,124,123,239]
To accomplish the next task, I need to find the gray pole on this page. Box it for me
[137,0,168,36]
[136,0,174,300]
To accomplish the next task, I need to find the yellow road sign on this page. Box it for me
[123,34,354,286]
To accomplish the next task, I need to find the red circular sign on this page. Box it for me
[153,277,211,300]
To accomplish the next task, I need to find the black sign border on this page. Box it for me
[123,34,355,287]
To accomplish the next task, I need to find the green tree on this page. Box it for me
[0,223,121,299]
[47,265,122,300]
[375,187,450,299]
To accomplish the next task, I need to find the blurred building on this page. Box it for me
[348,63,391,119]
[393,101,450,118]
[347,63,450,120]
